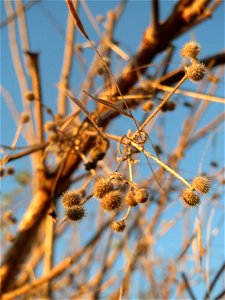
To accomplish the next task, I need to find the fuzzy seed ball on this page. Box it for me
[96,15,104,23]
[182,189,200,207]
[93,177,114,199]
[100,190,122,212]
[111,220,126,232]
[125,190,138,207]
[62,190,82,208]
[134,188,149,203]
[24,91,35,101]
[192,176,211,194]
[181,41,201,59]
[55,114,63,123]
[0,168,5,177]
[167,101,176,111]
[142,100,154,112]
[185,62,206,83]
[6,166,15,175]
[110,172,125,182]
[20,113,30,124]
[65,205,85,221]
[44,121,56,132]
[161,103,168,112]
[110,173,128,192]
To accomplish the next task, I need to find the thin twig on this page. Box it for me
[134,74,187,135]
[154,83,225,104]
[204,262,225,300]
[181,272,196,300]
[152,0,160,36]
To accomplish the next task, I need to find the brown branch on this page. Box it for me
[204,261,225,300]
[214,289,225,300]
[1,219,111,299]
[152,0,160,36]
[100,0,218,100]
[43,215,55,298]
[57,11,76,116]
[181,272,196,300]
[2,143,48,163]
[26,52,44,149]
[0,188,52,294]
[0,0,40,28]
[159,53,225,86]
[188,112,225,146]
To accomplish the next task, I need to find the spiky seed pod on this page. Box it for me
[125,190,138,207]
[185,62,206,83]
[20,113,30,124]
[161,103,168,112]
[111,220,126,232]
[55,114,63,123]
[96,57,111,76]
[65,205,85,221]
[6,167,15,175]
[134,188,149,203]
[3,210,17,224]
[44,121,56,132]
[89,147,105,162]
[24,91,35,101]
[167,101,176,111]
[100,190,122,212]
[46,108,52,115]
[93,177,114,199]
[110,172,123,181]
[181,41,201,59]
[102,56,111,67]
[192,176,211,194]
[48,132,58,143]
[96,15,104,23]
[0,168,4,177]
[110,173,128,192]
[142,100,154,112]
[182,189,200,207]
[62,190,82,208]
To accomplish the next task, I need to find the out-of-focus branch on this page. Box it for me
[159,53,225,86]
[26,52,44,151]
[214,289,225,300]
[1,1,224,294]
[152,0,160,36]
[0,0,40,28]
[1,219,111,299]
[181,272,196,300]
[57,12,76,116]
[188,112,225,146]
[100,0,219,101]
[1,143,48,163]
[43,215,55,299]
[204,261,225,300]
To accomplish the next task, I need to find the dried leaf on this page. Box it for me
[66,0,89,40]
[83,91,132,118]
[63,89,104,136]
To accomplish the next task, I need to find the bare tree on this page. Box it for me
[1,1,224,299]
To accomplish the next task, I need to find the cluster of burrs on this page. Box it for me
[181,40,206,83]
[182,176,211,207]
[61,172,149,233]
